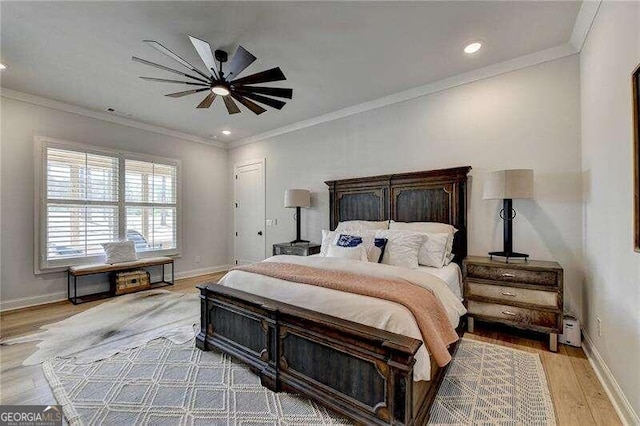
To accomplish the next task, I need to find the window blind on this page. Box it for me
[45,148,120,261]
[41,142,180,269]
[124,159,178,252]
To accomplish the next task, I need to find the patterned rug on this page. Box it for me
[43,337,556,425]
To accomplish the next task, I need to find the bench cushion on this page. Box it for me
[68,256,173,276]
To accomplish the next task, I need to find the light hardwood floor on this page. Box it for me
[0,272,621,425]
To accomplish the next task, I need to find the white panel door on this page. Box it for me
[234,159,265,265]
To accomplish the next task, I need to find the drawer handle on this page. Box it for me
[501,273,516,278]
[502,310,517,316]
[501,292,517,297]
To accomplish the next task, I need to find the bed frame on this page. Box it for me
[197,166,471,425]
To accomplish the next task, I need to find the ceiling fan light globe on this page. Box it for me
[211,85,230,96]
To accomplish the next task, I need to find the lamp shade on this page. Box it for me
[483,169,534,200]
[284,189,311,208]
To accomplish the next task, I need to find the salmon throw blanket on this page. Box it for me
[233,262,459,367]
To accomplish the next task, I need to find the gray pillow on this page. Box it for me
[101,241,138,264]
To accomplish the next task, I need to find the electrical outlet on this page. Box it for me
[195,255,202,264]
[596,317,602,337]
[266,219,278,227]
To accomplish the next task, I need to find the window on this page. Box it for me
[38,138,180,270]
[124,160,177,252]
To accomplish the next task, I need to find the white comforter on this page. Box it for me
[219,255,467,381]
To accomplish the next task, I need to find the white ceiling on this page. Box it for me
[0,1,581,144]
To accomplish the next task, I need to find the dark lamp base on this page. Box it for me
[488,251,529,263]
[290,239,310,244]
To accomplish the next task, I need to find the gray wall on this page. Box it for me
[229,55,584,319]
[580,1,640,419]
[0,97,230,309]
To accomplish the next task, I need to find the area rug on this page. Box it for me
[2,289,199,365]
[43,337,556,426]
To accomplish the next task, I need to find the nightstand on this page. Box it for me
[273,242,321,256]
[463,256,563,352]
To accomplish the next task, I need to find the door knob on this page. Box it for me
[257,231,263,236]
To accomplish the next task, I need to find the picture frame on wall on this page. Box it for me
[634,63,640,252]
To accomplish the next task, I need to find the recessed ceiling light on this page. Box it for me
[211,85,230,96]
[464,42,482,54]
[222,130,231,136]
[0,63,6,70]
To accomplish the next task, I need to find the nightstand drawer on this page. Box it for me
[467,282,558,308]
[272,243,321,257]
[275,245,303,255]
[466,264,557,286]
[468,300,558,329]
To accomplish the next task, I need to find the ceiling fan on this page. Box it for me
[132,36,292,115]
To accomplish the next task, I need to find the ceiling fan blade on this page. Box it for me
[223,96,241,114]
[234,90,286,110]
[132,57,211,84]
[230,92,266,115]
[143,40,210,80]
[188,35,219,79]
[166,88,209,98]
[140,76,209,86]
[231,67,286,86]
[235,86,293,99]
[197,92,217,108]
[224,46,256,81]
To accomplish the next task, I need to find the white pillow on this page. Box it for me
[335,220,389,232]
[375,230,428,269]
[389,221,457,260]
[101,241,138,264]
[326,244,368,261]
[321,229,343,256]
[418,233,450,268]
[389,220,457,234]
[370,237,388,263]
[321,230,383,262]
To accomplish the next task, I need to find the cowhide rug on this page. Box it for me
[2,289,199,365]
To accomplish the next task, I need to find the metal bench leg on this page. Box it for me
[171,261,174,285]
[68,274,79,305]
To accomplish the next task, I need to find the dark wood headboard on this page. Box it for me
[325,166,472,263]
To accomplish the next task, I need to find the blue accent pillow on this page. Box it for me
[336,234,364,248]
[373,238,388,263]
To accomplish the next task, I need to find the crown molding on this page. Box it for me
[4,8,596,154]
[229,42,578,149]
[0,88,226,149]
[570,0,602,52]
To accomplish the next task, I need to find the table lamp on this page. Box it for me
[483,169,534,261]
[284,189,311,243]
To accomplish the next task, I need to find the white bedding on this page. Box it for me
[219,255,466,381]
[416,263,463,301]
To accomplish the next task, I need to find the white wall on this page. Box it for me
[0,97,230,310]
[580,1,640,421]
[229,55,584,318]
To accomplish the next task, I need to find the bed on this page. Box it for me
[197,166,471,425]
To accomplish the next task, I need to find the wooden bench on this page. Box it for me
[67,256,174,304]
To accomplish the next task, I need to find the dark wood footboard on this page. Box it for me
[197,284,460,425]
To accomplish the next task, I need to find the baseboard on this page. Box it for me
[0,291,69,312]
[174,264,231,280]
[582,330,640,426]
[0,264,232,313]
